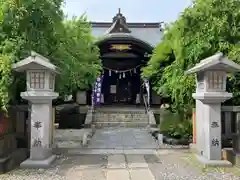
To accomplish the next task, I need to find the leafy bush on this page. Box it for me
[166,119,192,139]
[160,110,192,140]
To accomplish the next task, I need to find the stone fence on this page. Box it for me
[221,106,240,140]
[192,105,240,146]
[0,105,29,173]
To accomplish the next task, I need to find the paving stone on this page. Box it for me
[106,170,130,180]
[123,149,156,154]
[126,155,148,168]
[1,152,240,180]
[60,155,107,170]
[65,169,106,180]
[107,155,126,169]
[86,128,158,150]
[130,169,155,180]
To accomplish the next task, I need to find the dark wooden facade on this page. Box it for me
[88,9,163,106]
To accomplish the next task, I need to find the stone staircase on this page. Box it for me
[93,106,149,128]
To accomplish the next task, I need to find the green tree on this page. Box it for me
[52,16,102,96]
[142,0,240,116]
[0,0,64,110]
[0,0,101,111]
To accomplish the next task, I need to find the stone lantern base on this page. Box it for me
[20,155,56,169]
[20,92,59,168]
[195,154,232,167]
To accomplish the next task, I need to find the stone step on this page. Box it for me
[93,122,149,128]
[94,113,148,122]
[94,117,148,121]
[93,107,149,128]
[95,108,146,114]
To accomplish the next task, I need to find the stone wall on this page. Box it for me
[0,106,29,173]
[55,104,87,129]
[0,134,28,173]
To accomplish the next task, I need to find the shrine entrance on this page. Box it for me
[102,67,141,105]
[96,34,153,105]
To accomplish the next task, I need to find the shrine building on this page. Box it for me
[82,9,164,106]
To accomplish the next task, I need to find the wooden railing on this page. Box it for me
[142,93,157,127]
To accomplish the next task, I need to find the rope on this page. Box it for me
[102,64,141,73]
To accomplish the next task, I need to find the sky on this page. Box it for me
[63,0,193,23]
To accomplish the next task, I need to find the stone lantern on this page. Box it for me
[185,52,240,166]
[12,51,59,168]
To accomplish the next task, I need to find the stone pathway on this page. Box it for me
[87,128,158,149]
[1,151,239,180]
[0,128,239,179]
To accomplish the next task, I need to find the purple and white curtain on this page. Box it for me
[92,75,104,105]
[143,79,150,105]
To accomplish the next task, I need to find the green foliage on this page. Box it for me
[160,111,192,139]
[142,0,240,115]
[0,54,13,112]
[167,120,192,139]
[0,0,101,110]
[52,16,101,95]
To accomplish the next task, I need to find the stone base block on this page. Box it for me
[222,148,235,164]
[234,153,240,165]
[195,154,232,167]
[20,155,56,169]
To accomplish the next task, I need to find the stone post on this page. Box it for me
[233,111,240,164]
[185,52,240,166]
[12,51,59,168]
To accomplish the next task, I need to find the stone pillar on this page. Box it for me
[76,91,87,104]
[193,92,231,165]
[21,96,58,168]
[204,104,222,160]
[195,100,203,154]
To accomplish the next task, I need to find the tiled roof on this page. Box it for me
[90,9,164,47]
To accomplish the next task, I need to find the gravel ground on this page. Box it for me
[0,151,239,180]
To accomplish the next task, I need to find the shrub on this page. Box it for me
[160,110,192,140]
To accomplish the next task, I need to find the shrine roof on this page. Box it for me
[185,52,240,75]
[90,9,163,47]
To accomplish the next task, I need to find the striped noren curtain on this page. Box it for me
[92,75,104,105]
[143,79,150,105]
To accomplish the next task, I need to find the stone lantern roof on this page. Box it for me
[12,51,58,73]
[185,52,240,75]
